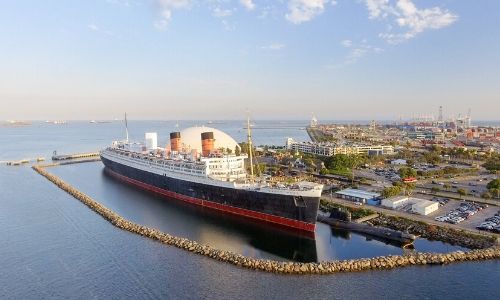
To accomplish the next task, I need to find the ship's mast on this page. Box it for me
[124,112,129,143]
[246,112,254,182]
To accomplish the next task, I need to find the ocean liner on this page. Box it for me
[100,118,323,232]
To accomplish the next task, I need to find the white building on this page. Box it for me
[382,196,439,215]
[411,200,439,216]
[286,138,394,157]
[381,196,410,209]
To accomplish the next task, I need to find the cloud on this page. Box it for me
[106,0,140,7]
[155,0,191,29]
[213,7,233,18]
[394,0,458,40]
[345,43,383,64]
[88,24,99,31]
[364,0,458,43]
[340,39,352,47]
[240,0,255,11]
[285,0,334,24]
[221,20,236,31]
[365,0,396,19]
[327,39,383,68]
[261,43,286,50]
[87,23,114,36]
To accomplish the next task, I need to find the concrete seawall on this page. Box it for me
[32,164,500,275]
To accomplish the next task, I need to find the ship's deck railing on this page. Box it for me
[233,180,321,191]
[106,148,207,175]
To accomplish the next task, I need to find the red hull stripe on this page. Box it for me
[105,169,316,232]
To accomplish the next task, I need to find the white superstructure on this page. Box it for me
[101,144,323,198]
[145,132,158,150]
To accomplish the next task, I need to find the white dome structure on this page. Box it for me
[178,126,240,153]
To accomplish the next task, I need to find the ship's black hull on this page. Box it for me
[101,156,319,231]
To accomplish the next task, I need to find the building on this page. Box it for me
[381,196,439,215]
[286,139,394,157]
[381,196,410,209]
[407,131,445,141]
[335,188,380,204]
[390,159,407,165]
[286,139,335,156]
[411,200,439,216]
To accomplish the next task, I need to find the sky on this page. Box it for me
[0,0,499,121]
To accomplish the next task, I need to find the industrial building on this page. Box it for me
[411,200,439,216]
[286,138,394,157]
[335,188,380,204]
[407,131,445,141]
[381,196,439,216]
[381,196,409,209]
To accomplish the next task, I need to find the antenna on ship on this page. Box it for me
[124,112,129,143]
[246,110,254,182]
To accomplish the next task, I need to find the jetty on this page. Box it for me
[51,151,100,161]
[4,157,45,166]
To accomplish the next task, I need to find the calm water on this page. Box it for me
[1,121,498,299]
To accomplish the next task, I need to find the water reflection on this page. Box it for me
[100,168,319,262]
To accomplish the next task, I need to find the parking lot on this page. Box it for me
[420,174,498,196]
[426,198,499,231]
[326,195,500,236]
[476,212,500,233]
[434,201,487,224]
[356,191,500,232]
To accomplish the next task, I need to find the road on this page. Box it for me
[416,188,499,206]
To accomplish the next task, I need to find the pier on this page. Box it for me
[3,157,45,166]
[51,151,100,161]
[31,159,500,275]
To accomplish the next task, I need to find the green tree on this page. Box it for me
[481,191,492,199]
[257,163,266,175]
[399,167,417,179]
[431,187,440,194]
[487,179,500,190]
[457,188,467,199]
[238,142,248,154]
[403,182,416,196]
[483,158,500,172]
[423,151,441,165]
[382,186,402,198]
[234,146,241,156]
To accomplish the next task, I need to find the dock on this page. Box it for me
[317,215,417,246]
[3,157,45,166]
[51,151,100,161]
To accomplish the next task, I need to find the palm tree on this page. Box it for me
[404,183,416,196]
[457,188,467,199]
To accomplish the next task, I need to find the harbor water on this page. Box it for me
[0,121,498,299]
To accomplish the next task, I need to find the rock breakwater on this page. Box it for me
[371,215,497,249]
[32,165,500,275]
